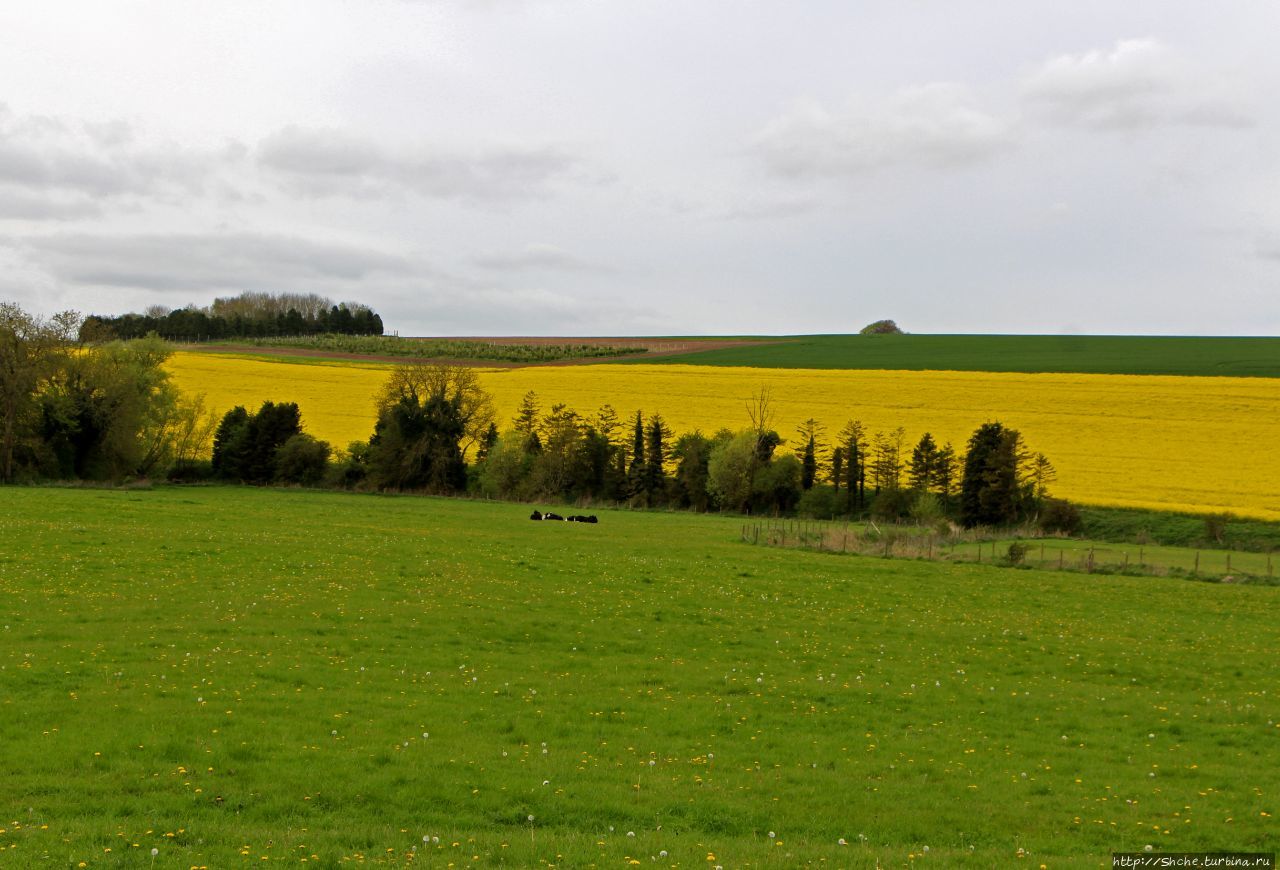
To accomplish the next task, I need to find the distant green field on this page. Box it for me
[644,334,1280,376]
[2,486,1278,867]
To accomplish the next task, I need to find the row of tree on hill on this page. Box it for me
[204,361,1076,531]
[79,291,384,342]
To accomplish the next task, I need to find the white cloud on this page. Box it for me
[753,83,1011,179]
[258,126,581,202]
[1021,38,1254,130]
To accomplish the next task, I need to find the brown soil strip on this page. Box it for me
[180,337,780,367]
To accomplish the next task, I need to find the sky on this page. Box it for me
[1,0,1277,336]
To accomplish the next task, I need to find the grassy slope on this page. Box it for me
[642,334,1280,376]
[2,486,1277,867]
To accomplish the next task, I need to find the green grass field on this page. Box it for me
[2,487,1278,867]
[642,334,1280,377]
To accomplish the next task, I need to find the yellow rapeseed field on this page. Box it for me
[167,352,1280,520]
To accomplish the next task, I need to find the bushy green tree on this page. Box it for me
[213,400,303,484]
[671,431,714,511]
[38,335,206,480]
[477,432,534,498]
[275,433,331,485]
[366,393,466,492]
[0,304,77,481]
[707,431,757,513]
[756,454,803,514]
[959,422,1032,527]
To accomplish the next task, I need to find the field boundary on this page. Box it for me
[740,518,1279,584]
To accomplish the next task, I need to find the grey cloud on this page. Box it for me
[472,243,607,273]
[1021,38,1254,130]
[1258,237,1280,262]
[717,196,822,222]
[24,231,412,293]
[753,83,1011,180]
[258,126,580,202]
[0,187,102,221]
[392,282,671,335]
[0,106,239,200]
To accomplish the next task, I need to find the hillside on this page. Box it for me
[641,334,1280,377]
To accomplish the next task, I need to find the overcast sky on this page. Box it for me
[2,1,1277,336]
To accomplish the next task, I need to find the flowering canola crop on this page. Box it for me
[167,352,1280,520]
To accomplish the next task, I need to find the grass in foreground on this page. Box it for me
[2,486,1277,867]
[644,334,1280,377]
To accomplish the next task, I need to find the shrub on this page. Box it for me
[1005,541,1029,565]
[909,491,945,525]
[860,319,904,335]
[1039,498,1082,535]
[1203,512,1231,546]
[797,485,838,519]
[870,488,913,521]
[275,433,331,486]
[165,459,213,483]
[325,441,370,489]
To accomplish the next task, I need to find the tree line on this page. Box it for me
[1,304,1076,532]
[80,291,384,342]
[206,362,1076,531]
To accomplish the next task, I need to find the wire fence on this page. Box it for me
[739,518,1278,584]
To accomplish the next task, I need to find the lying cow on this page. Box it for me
[530,510,544,521]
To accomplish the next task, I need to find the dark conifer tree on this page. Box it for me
[627,410,645,496]
[476,422,499,462]
[801,435,817,490]
[908,432,938,492]
[960,422,1001,526]
[211,405,249,477]
[642,414,669,504]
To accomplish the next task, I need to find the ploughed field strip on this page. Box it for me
[167,353,1280,521]
[1,486,1277,867]
[190,335,768,366]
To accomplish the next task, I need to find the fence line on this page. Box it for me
[738,519,1276,583]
